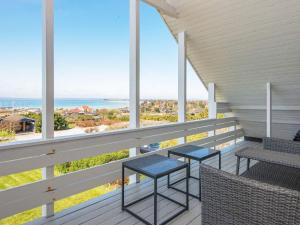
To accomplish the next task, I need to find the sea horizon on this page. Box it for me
[0,98,129,109]
[0,97,207,110]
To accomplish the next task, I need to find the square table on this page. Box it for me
[122,154,189,225]
[168,145,221,201]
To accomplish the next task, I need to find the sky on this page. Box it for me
[0,0,207,100]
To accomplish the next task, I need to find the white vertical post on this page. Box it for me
[178,31,187,144]
[208,83,217,119]
[266,82,272,137]
[42,0,54,218]
[129,0,140,184]
[208,83,217,149]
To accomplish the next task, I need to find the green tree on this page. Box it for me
[54,113,69,130]
[25,113,69,133]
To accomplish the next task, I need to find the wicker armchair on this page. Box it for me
[263,137,300,155]
[200,164,300,225]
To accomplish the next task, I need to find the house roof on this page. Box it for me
[4,115,35,123]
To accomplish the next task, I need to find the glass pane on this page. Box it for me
[53,0,131,215]
[187,62,208,122]
[140,2,178,129]
[0,2,43,224]
[0,0,42,145]
[54,0,129,137]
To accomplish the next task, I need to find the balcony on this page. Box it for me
[27,141,258,225]
[0,117,243,224]
[1,0,300,224]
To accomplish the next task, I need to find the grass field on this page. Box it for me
[0,169,120,225]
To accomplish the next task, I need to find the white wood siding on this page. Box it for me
[161,0,300,139]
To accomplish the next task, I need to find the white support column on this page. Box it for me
[42,0,54,218]
[208,83,217,119]
[129,0,140,184]
[178,31,187,144]
[266,82,272,137]
[208,83,217,149]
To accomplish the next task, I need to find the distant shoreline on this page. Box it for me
[0,98,129,110]
[0,97,205,101]
[0,97,129,101]
[0,98,207,110]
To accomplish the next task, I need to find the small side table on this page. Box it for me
[122,154,189,225]
[168,145,221,201]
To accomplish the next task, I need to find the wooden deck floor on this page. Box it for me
[29,141,262,225]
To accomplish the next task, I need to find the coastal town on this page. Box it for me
[0,99,210,225]
[0,100,208,143]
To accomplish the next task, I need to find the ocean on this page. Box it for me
[0,98,129,109]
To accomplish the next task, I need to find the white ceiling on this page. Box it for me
[159,0,300,138]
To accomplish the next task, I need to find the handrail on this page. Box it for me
[0,117,243,219]
[0,117,236,162]
[0,117,236,151]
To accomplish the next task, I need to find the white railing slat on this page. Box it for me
[0,120,237,177]
[0,117,236,162]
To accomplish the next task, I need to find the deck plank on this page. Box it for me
[28,141,260,225]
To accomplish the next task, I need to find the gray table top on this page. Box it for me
[123,154,188,178]
[236,147,300,169]
[168,145,219,161]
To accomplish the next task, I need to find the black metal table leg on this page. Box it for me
[188,158,191,177]
[154,178,158,225]
[186,165,189,210]
[247,158,250,170]
[167,152,170,188]
[122,165,125,210]
[219,152,222,170]
[236,156,240,175]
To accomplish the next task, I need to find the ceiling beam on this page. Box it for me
[142,0,179,18]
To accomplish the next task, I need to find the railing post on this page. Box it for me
[178,31,187,144]
[129,0,140,184]
[266,82,272,137]
[208,83,217,149]
[234,121,237,144]
[42,0,55,218]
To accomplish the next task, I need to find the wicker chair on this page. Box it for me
[200,164,300,225]
[263,137,300,155]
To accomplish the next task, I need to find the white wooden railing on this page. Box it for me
[0,117,243,219]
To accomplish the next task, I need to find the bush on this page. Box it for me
[141,114,178,122]
[76,120,98,127]
[187,108,208,121]
[54,113,69,131]
[56,150,129,174]
[25,113,69,133]
[0,129,15,142]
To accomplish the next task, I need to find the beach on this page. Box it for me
[0,98,129,109]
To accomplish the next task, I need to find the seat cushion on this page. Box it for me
[242,162,300,191]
